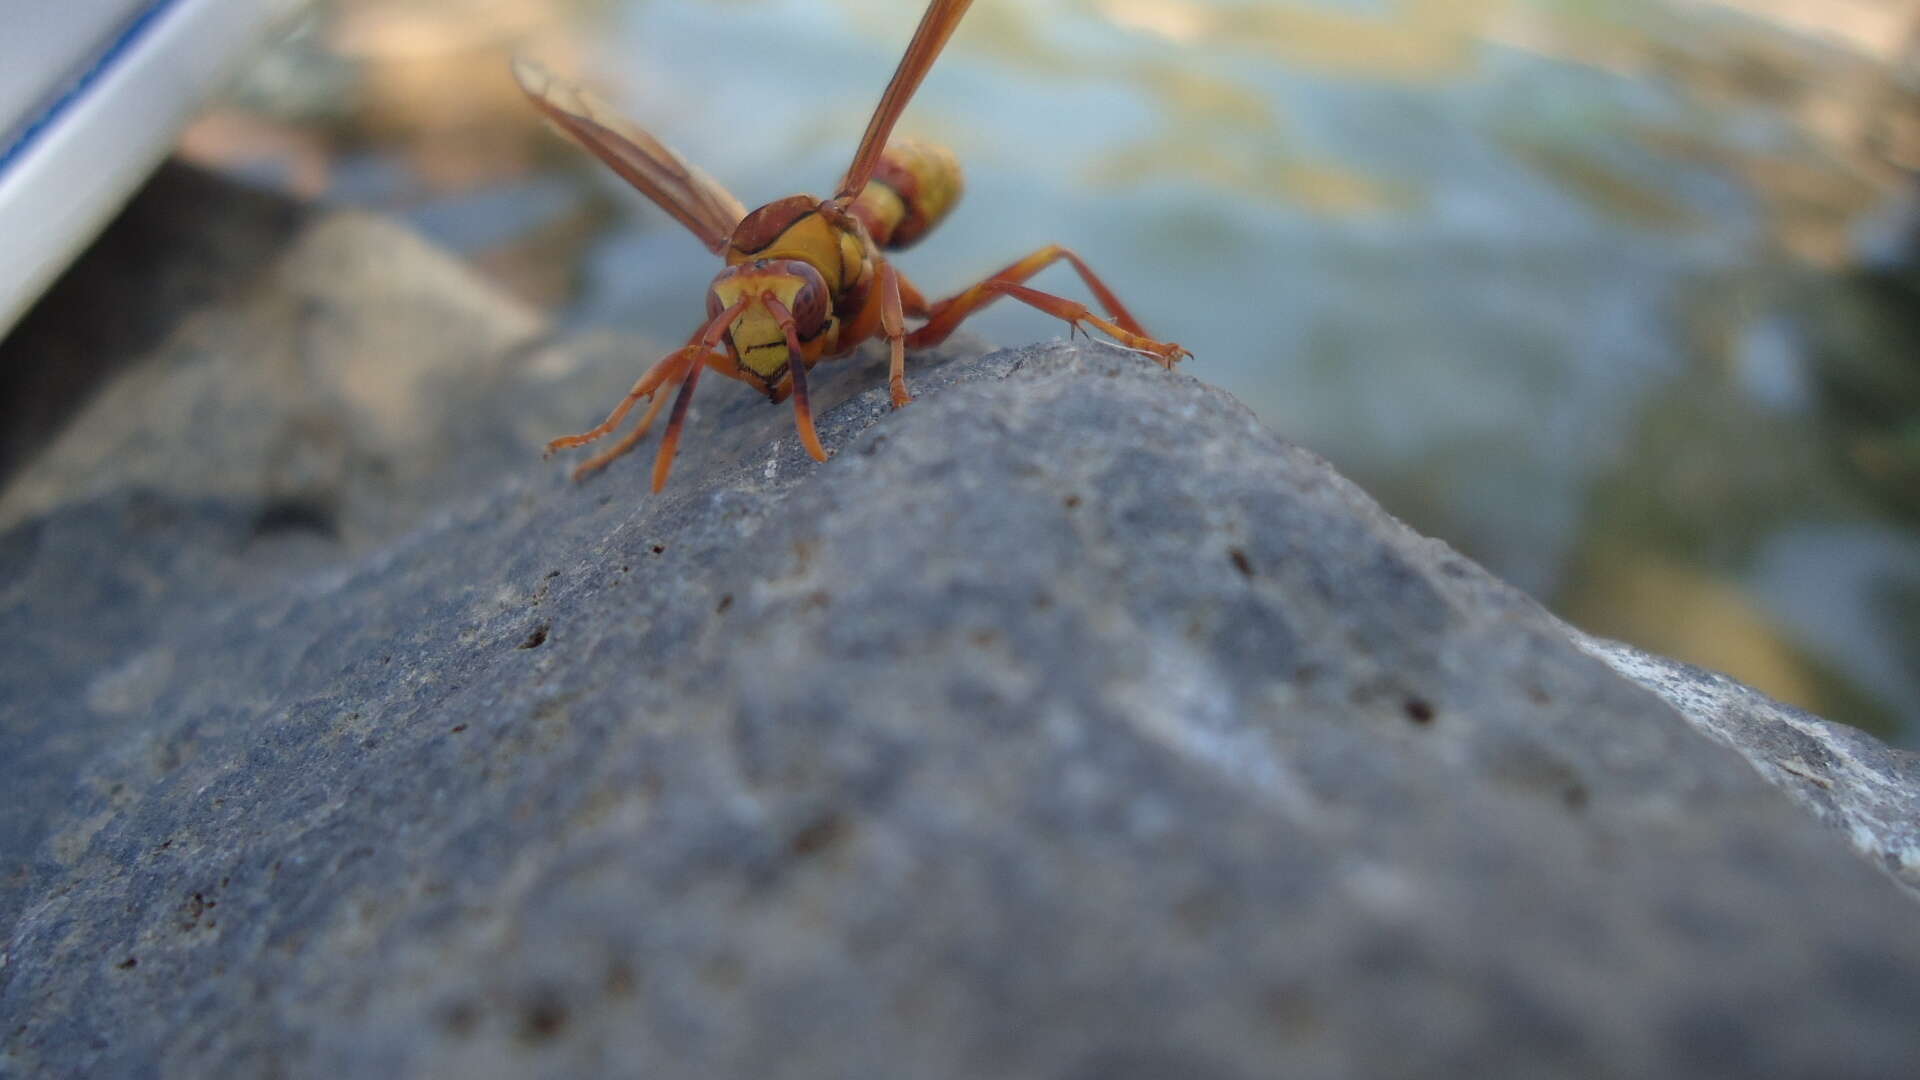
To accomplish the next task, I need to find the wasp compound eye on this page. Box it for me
[786,264,830,341]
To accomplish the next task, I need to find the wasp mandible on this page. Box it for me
[517,0,1189,491]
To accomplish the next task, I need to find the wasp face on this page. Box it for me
[707,259,833,392]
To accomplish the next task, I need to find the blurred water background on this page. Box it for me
[181,0,1920,741]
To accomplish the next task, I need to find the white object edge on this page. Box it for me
[0,0,307,341]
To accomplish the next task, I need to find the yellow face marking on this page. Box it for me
[838,229,871,296]
[712,274,814,380]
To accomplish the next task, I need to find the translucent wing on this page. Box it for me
[515,58,748,254]
[834,0,977,205]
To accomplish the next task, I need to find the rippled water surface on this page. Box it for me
[191,0,1920,739]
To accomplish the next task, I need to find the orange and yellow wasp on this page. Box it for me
[516,0,1189,491]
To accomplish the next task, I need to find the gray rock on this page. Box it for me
[1574,630,1920,900]
[0,201,545,541]
[0,164,307,488]
[4,169,1920,1079]
[0,168,575,947]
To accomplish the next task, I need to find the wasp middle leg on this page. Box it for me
[832,259,923,407]
[906,245,1189,368]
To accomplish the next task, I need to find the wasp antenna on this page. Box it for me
[510,55,551,94]
[763,294,831,462]
[835,0,978,202]
[651,356,707,493]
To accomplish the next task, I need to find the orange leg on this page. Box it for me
[895,270,932,319]
[983,283,1189,369]
[878,262,911,406]
[762,294,831,462]
[907,245,1189,368]
[569,346,776,481]
[835,260,920,407]
[643,337,834,489]
[568,375,679,481]
[701,349,763,384]
[548,298,747,458]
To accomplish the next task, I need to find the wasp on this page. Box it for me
[516,0,1188,491]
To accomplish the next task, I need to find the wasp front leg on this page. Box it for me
[570,347,783,482]
[906,245,1189,368]
[551,298,747,480]
[566,375,678,481]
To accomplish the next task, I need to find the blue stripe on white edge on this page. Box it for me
[0,0,308,341]
[0,0,184,175]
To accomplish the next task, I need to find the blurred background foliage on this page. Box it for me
[180,0,1920,741]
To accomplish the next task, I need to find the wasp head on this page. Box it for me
[706,259,832,393]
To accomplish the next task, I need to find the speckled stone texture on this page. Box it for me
[1573,629,1920,900]
[3,166,1919,1079]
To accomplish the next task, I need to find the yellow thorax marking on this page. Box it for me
[728,212,847,293]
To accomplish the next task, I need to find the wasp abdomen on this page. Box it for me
[853,139,963,251]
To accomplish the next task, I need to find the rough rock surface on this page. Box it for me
[1574,630,1920,900]
[4,167,1920,1078]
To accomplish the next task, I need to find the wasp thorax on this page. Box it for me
[730,195,818,254]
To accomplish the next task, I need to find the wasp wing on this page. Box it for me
[515,57,748,255]
[834,0,976,205]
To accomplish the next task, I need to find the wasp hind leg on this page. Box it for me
[906,245,1189,368]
